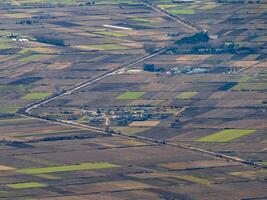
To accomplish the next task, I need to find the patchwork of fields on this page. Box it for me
[0,0,266,199]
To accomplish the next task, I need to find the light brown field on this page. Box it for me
[46,62,72,70]
[129,120,160,127]
[0,165,15,171]
[159,159,239,170]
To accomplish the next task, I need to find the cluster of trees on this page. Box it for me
[16,19,39,25]
[143,64,165,72]
[175,31,210,45]
[35,35,66,46]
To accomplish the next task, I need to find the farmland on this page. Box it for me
[116,91,146,100]
[0,0,266,199]
[196,129,256,142]
[22,92,51,100]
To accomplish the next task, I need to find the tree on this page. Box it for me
[143,64,155,72]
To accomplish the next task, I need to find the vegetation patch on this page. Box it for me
[116,92,145,100]
[196,129,256,142]
[29,47,57,54]
[0,106,19,114]
[22,92,51,100]
[158,4,178,9]
[16,162,119,174]
[19,55,49,62]
[0,38,13,49]
[229,170,266,179]
[237,76,251,82]
[169,9,195,15]
[231,83,267,91]
[6,182,47,189]
[176,92,198,100]
[199,4,217,10]
[257,161,267,166]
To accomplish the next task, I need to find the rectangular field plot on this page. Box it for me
[74,44,129,51]
[111,126,149,135]
[175,175,212,185]
[22,92,51,100]
[18,55,50,62]
[229,170,267,179]
[129,120,160,127]
[231,83,267,91]
[196,129,256,142]
[116,92,145,100]
[94,31,128,37]
[169,9,195,15]
[176,92,198,100]
[6,182,47,189]
[0,106,19,114]
[159,159,239,170]
[16,162,119,174]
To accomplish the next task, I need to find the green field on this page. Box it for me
[199,4,217,10]
[16,162,119,174]
[116,92,145,100]
[6,182,47,189]
[0,38,13,49]
[94,31,128,37]
[19,55,49,62]
[176,92,198,100]
[229,170,266,179]
[158,4,178,9]
[196,129,256,142]
[0,106,19,114]
[169,9,195,15]
[237,76,251,82]
[22,92,51,100]
[257,161,267,166]
[231,83,267,91]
